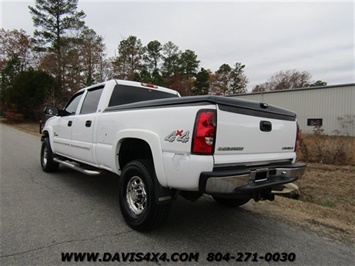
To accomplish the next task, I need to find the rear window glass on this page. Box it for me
[108,84,178,107]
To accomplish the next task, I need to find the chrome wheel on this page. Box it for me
[40,138,59,172]
[126,176,147,215]
[42,145,48,167]
[119,160,171,231]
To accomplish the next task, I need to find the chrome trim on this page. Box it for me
[205,165,305,194]
[275,168,306,178]
[205,174,250,194]
[53,158,100,176]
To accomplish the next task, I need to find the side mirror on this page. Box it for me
[41,106,59,134]
[43,106,59,116]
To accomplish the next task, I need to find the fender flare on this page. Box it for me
[41,126,55,151]
[113,129,167,187]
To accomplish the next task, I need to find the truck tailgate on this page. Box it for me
[214,101,297,165]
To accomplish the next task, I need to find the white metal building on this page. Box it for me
[232,83,355,136]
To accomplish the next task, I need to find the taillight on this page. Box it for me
[192,110,217,155]
[295,122,301,152]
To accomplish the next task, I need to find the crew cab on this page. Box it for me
[40,79,305,230]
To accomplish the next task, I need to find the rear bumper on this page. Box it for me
[199,163,306,195]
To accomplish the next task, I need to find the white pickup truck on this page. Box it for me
[40,79,305,230]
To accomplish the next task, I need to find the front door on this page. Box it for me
[52,116,73,156]
[52,91,84,157]
[70,87,104,164]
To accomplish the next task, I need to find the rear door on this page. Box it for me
[71,86,104,164]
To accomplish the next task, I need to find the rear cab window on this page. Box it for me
[108,84,179,107]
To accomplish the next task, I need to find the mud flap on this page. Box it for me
[154,177,175,205]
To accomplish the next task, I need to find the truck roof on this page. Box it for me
[76,79,180,97]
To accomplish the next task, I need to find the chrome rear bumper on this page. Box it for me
[199,163,306,194]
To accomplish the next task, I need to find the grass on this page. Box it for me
[297,133,355,165]
[296,164,355,214]
[247,163,355,245]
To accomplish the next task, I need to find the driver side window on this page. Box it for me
[63,92,84,116]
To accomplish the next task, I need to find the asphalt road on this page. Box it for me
[0,123,354,265]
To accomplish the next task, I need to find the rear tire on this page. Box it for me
[212,196,250,207]
[40,138,59,172]
[118,160,171,231]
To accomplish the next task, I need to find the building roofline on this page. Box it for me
[231,83,355,97]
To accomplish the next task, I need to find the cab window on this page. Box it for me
[63,92,84,116]
[80,87,104,114]
[108,84,178,107]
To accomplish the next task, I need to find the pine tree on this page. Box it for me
[144,40,162,73]
[212,64,232,95]
[79,27,106,86]
[115,36,144,80]
[229,63,248,94]
[192,68,210,95]
[29,0,86,93]
[180,49,200,80]
[161,41,181,78]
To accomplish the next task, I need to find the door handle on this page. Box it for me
[85,120,92,127]
[68,121,72,127]
[260,121,272,132]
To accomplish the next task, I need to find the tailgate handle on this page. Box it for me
[260,121,272,132]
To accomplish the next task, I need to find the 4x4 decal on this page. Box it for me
[164,130,190,143]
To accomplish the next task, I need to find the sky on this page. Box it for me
[1,0,354,90]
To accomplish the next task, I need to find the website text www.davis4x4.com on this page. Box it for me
[61,251,297,263]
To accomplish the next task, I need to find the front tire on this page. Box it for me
[118,160,171,231]
[40,138,59,172]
